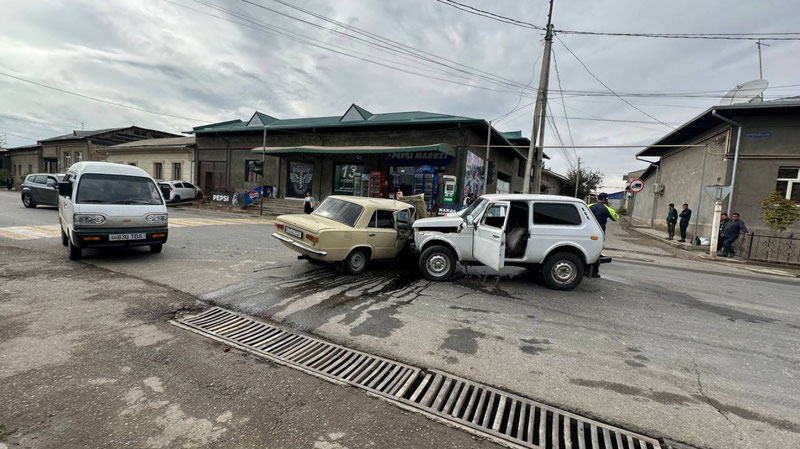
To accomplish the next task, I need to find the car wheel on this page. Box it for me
[68,239,82,261]
[150,244,163,253]
[419,245,457,281]
[22,194,36,208]
[60,225,69,247]
[196,190,204,199]
[344,248,368,275]
[173,195,181,203]
[542,252,584,291]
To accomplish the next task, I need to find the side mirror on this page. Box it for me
[465,215,474,227]
[58,182,72,197]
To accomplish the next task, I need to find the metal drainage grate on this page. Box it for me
[174,308,662,449]
[399,370,662,449]
[173,307,419,398]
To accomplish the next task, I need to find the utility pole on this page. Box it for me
[756,39,769,101]
[523,0,554,194]
[483,120,491,195]
[574,157,581,198]
[260,127,267,216]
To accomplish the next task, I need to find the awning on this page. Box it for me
[251,143,455,157]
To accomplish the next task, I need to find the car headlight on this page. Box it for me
[146,214,168,224]
[74,214,106,225]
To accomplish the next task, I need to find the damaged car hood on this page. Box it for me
[412,215,464,229]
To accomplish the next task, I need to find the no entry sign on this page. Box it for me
[629,178,645,193]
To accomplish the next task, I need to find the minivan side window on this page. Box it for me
[533,203,582,226]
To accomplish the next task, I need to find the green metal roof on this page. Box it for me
[500,130,523,139]
[251,143,454,156]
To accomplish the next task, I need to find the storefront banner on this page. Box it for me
[287,161,313,198]
[384,151,451,165]
[464,151,485,197]
[333,164,363,195]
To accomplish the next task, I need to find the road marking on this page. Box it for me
[0,218,272,241]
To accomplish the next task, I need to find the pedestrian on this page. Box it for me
[7,176,13,191]
[303,191,315,214]
[665,203,678,240]
[678,203,692,242]
[716,213,729,252]
[718,213,747,257]
[463,193,474,206]
[588,192,619,278]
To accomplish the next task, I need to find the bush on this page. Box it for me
[760,191,800,233]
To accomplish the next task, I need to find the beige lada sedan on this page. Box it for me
[272,195,425,274]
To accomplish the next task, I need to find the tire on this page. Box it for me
[173,195,181,203]
[542,252,584,291]
[60,225,69,247]
[344,248,369,275]
[419,245,457,281]
[150,244,163,253]
[68,239,82,261]
[22,194,36,208]
[196,191,204,199]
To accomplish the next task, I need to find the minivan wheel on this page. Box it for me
[542,252,584,291]
[22,194,35,208]
[150,244,163,253]
[419,245,457,281]
[68,239,82,261]
[344,249,368,275]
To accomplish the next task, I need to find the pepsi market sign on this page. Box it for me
[384,151,451,165]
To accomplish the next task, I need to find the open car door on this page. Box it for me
[473,201,510,271]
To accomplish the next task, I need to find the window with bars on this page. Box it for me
[154,162,163,180]
[776,167,800,203]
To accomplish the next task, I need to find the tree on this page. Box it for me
[760,191,800,234]
[560,166,603,199]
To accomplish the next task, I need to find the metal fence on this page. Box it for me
[732,233,800,265]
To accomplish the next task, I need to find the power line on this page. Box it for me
[435,0,544,30]
[492,52,543,123]
[550,49,577,161]
[555,36,674,129]
[0,71,210,122]
[0,113,77,129]
[1,130,39,142]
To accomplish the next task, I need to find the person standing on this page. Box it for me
[7,176,13,191]
[588,193,619,278]
[719,213,747,257]
[717,213,730,252]
[678,203,692,242]
[665,203,678,240]
[303,191,315,214]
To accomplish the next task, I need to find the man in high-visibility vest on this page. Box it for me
[588,193,618,277]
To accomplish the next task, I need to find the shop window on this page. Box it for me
[154,162,163,180]
[333,164,363,195]
[245,159,259,182]
[173,163,182,180]
[776,167,800,202]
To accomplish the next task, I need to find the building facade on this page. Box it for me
[104,137,196,183]
[193,105,556,212]
[630,100,800,237]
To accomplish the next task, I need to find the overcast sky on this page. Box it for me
[2,0,799,190]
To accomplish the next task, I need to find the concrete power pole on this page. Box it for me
[574,157,581,198]
[523,0,555,194]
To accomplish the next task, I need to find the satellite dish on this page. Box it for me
[720,79,768,105]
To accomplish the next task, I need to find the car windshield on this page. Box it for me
[312,198,364,227]
[462,197,489,221]
[76,174,163,205]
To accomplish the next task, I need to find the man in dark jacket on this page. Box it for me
[716,213,729,252]
[588,193,618,277]
[678,203,691,242]
[665,203,678,240]
[719,213,747,257]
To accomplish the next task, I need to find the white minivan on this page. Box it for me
[58,162,169,260]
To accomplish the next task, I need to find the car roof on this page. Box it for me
[479,194,587,204]
[327,195,413,211]
[26,173,64,178]
[69,161,152,178]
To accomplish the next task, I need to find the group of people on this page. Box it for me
[665,203,692,242]
[665,203,747,257]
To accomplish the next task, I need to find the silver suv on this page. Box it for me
[21,173,65,207]
[413,194,610,290]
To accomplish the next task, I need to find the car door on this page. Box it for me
[393,207,414,255]
[43,176,59,205]
[473,201,510,271]
[182,182,198,199]
[368,209,399,259]
[33,175,49,203]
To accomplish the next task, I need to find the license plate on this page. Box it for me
[285,226,303,239]
[109,233,146,241]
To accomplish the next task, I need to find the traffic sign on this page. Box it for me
[705,185,732,202]
[629,178,645,193]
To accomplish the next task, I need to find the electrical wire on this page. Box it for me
[1,131,39,142]
[0,71,210,122]
[550,49,577,160]
[492,52,543,123]
[0,113,77,130]
[556,36,674,129]
[435,0,544,30]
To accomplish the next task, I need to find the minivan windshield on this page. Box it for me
[312,198,364,227]
[76,174,163,205]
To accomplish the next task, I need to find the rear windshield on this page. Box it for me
[76,174,163,205]
[312,198,364,227]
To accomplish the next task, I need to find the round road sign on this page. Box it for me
[629,178,645,193]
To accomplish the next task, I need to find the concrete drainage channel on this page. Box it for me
[172,307,664,449]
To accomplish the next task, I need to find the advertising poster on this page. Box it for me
[287,161,313,198]
[333,164,363,195]
[464,151,485,198]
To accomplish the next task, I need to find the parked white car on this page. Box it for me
[58,162,169,260]
[159,180,203,202]
[413,194,609,290]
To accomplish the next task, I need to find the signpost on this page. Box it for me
[629,178,645,193]
[704,185,732,256]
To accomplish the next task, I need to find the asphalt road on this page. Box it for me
[1,190,798,449]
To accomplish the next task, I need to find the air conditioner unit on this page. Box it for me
[654,184,665,194]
